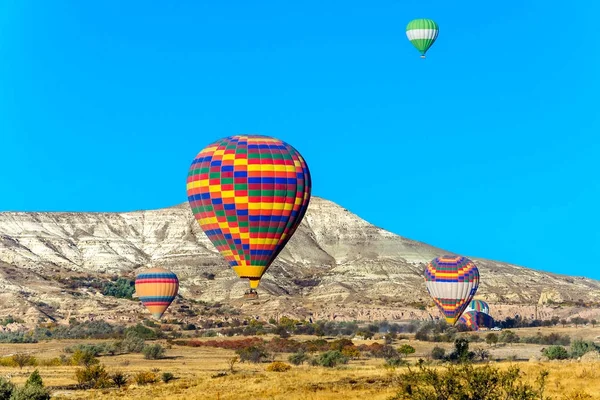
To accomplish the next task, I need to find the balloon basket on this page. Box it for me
[243,289,259,300]
[420,55,426,59]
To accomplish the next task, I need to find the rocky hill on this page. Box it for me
[1,197,599,327]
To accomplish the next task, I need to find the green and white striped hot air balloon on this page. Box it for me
[406,19,439,58]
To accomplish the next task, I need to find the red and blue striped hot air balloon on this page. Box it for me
[186,135,311,296]
[459,310,494,331]
[135,268,179,320]
[424,255,480,325]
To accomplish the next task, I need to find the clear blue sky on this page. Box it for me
[1,1,599,278]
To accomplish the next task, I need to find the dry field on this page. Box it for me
[0,326,599,399]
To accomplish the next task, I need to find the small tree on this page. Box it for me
[431,346,446,360]
[485,333,498,347]
[542,345,569,360]
[143,344,165,360]
[398,344,416,359]
[315,351,348,368]
[12,353,36,369]
[289,350,309,366]
[228,356,239,372]
[474,347,490,361]
[560,319,567,328]
[0,376,14,399]
[161,372,175,383]
[111,371,128,388]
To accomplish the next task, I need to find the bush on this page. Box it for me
[75,364,111,389]
[0,376,14,399]
[111,371,129,388]
[570,339,600,358]
[431,346,446,360]
[10,370,50,400]
[398,344,416,358]
[385,357,406,367]
[12,353,37,369]
[8,385,50,400]
[315,351,349,368]
[71,349,99,367]
[121,331,146,353]
[499,330,520,344]
[447,339,475,363]
[485,333,499,346]
[389,362,548,400]
[102,277,135,299]
[266,361,292,372]
[236,345,269,364]
[161,372,175,383]
[143,344,166,360]
[543,345,570,360]
[289,351,309,366]
[134,371,157,385]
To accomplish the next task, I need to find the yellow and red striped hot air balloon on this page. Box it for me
[186,135,311,298]
[135,268,179,320]
[424,255,480,325]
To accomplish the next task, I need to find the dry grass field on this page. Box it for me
[1,327,600,399]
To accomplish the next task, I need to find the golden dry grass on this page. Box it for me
[0,329,599,399]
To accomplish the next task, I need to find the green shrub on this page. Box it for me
[143,344,165,360]
[235,345,269,363]
[389,362,548,400]
[161,372,175,383]
[111,371,129,388]
[0,376,14,399]
[315,350,349,368]
[75,364,110,389]
[431,346,446,360]
[102,277,135,299]
[570,339,600,358]
[121,331,146,353]
[71,349,99,367]
[8,385,50,400]
[542,345,570,360]
[289,350,309,366]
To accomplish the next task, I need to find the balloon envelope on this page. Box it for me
[406,19,439,57]
[187,134,311,290]
[459,310,494,331]
[465,299,490,315]
[135,268,179,320]
[424,255,480,325]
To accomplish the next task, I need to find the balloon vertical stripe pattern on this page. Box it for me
[187,135,311,290]
[465,299,490,315]
[406,19,439,56]
[135,268,179,320]
[425,255,479,325]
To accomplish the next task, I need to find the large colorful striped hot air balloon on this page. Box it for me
[406,19,439,58]
[186,135,311,297]
[425,255,480,325]
[458,310,494,331]
[135,268,179,320]
[465,299,490,315]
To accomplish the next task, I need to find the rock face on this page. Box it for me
[1,197,600,326]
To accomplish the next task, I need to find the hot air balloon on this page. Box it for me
[406,19,439,58]
[458,310,494,331]
[187,134,311,299]
[424,255,480,325]
[135,268,179,320]
[465,299,490,315]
